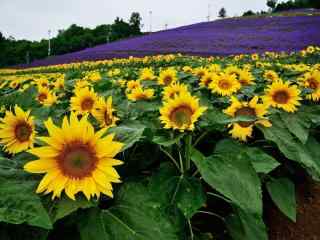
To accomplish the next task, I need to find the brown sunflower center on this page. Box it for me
[163,75,173,85]
[38,93,48,102]
[272,90,290,104]
[307,78,319,89]
[239,78,249,85]
[41,83,48,87]
[170,106,193,127]
[235,107,256,128]
[81,98,94,111]
[218,79,231,90]
[104,111,113,125]
[15,122,32,142]
[197,71,205,78]
[204,77,213,86]
[58,142,97,179]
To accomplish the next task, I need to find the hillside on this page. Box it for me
[24,14,320,67]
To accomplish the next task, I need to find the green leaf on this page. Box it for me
[259,114,320,180]
[191,148,262,215]
[279,110,310,144]
[77,208,107,240]
[226,207,268,240]
[266,178,296,222]
[152,132,184,147]
[215,139,280,174]
[98,181,186,240]
[149,163,206,218]
[108,121,146,151]
[51,196,95,223]
[0,180,52,230]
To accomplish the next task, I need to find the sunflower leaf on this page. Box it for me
[78,181,187,240]
[259,114,320,180]
[107,121,146,151]
[266,178,296,222]
[0,180,52,230]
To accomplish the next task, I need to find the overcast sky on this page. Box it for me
[0,0,267,41]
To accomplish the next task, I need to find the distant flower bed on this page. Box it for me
[0,46,320,239]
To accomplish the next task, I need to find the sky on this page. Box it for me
[0,0,267,41]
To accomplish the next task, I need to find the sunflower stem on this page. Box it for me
[185,134,192,171]
[160,146,182,173]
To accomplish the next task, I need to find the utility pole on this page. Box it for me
[149,11,153,33]
[207,4,211,21]
[48,30,51,56]
[26,51,30,64]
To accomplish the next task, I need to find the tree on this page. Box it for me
[267,0,277,10]
[129,12,142,35]
[218,7,227,18]
[242,10,256,16]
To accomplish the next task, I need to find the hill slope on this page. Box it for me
[25,15,320,67]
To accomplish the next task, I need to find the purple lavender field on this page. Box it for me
[26,15,320,67]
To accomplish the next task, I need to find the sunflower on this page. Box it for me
[208,64,222,73]
[37,87,57,107]
[158,68,178,85]
[251,53,259,61]
[238,70,255,86]
[92,97,119,129]
[299,70,320,101]
[162,82,189,101]
[70,87,98,115]
[224,96,271,141]
[199,72,217,88]
[193,67,208,79]
[74,79,91,91]
[0,105,36,154]
[24,113,124,200]
[263,70,279,82]
[35,78,50,88]
[126,80,141,91]
[127,87,154,101]
[264,80,301,112]
[209,73,241,96]
[139,68,156,81]
[53,77,65,90]
[159,92,207,131]
[224,66,241,77]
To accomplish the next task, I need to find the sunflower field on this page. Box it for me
[0,46,320,239]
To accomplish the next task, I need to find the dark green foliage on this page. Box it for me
[0,12,143,67]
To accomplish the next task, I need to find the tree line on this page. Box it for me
[0,12,142,67]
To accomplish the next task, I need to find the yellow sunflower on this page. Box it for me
[199,72,217,88]
[70,87,98,115]
[263,70,279,82]
[162,82,189,101]
[127,87,154,101]
[158,68,178,85]
[35,78,50,88]
[299,70,320,101]
[139,68,156,81]
[24,113,124,200]
[126,80,141,91]
[92,97,119,129]
[264,80,301,112]
[193,67,208,79]
[224,96,271,141]
[159,92,207,131]
[37,87,57,107]
[238,70,255,86]
[0,105,36,154]
[209,73,241,96]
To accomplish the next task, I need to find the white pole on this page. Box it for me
[207,4,211,21]
[48,30,51,56]
[149,11,153,32]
